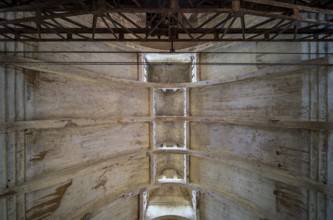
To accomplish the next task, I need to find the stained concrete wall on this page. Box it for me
[91,196,140,220]
[191,73,304,118]
[192,41,332,220]
[25,71,149,120]
[0,33,28,219]
[31,42,139,81]
[25,123,149,180]
[199,193,258,220]
[191,123,310,176]
[0,40,151,220]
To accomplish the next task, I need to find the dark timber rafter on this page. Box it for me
[0,0,332,42]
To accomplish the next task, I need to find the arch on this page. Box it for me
[152,215,192,220]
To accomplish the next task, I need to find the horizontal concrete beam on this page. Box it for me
[1,116,331,131]
[0,117,151,131]
[156,116,333,130]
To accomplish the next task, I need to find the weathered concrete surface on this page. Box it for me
[154,89,185,116]
[91,196,140,220]
[25,123,149,180]
[25,72,149,120]
[0,38,152,220]
[156,154,185,179]
[190,156,276,213]
[148,64,191,83]
[0,36,332,220]
[155,121,185,147]
[199,42,305,81]
[190,41,332,220]
[191,73,304,119]
[190,123,310,176]
[199,193,258,220]
[32,42,139,80]
[28,156,148,219]
[146,185,194,220]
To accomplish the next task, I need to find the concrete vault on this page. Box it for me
[0,1,333,220]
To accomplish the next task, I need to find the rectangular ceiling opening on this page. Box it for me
[143,53,197,83]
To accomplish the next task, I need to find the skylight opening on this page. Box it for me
[142,53,197,83]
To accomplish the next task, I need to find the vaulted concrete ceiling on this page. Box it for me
[0,1,333,220]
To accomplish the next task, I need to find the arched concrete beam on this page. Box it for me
[0,55,328,89]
